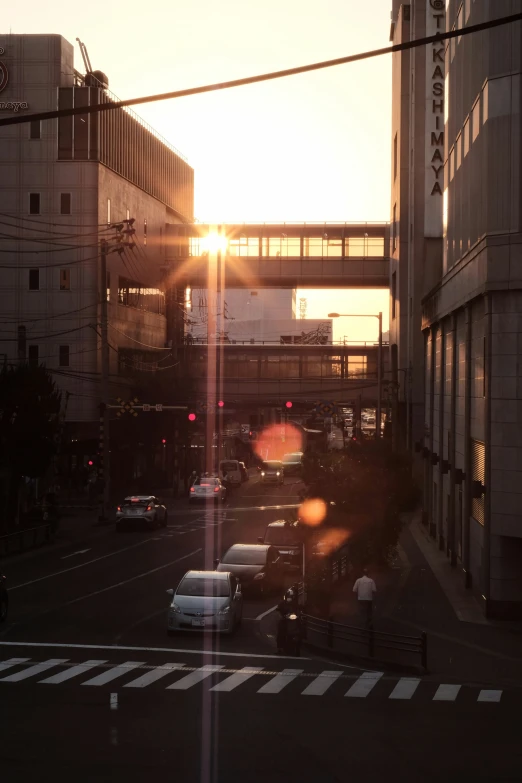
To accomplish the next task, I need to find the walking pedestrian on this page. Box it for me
[353,568,377,628]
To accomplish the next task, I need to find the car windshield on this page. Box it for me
[283,454,301,463]
[194,478,218,486]
[176,578,230,597]
[265,528,299,546]
[263,462,282,470]
[221,548,267,566]
[221,462,237,471]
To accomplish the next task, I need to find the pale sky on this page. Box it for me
[4,0,393,337]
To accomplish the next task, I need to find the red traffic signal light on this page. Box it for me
[188,413,196,422]
[285,401,293,409]
[218,400,224,408]
[88,459,94,466]
[161,438,166,445]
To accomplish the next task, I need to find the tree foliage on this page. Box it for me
[0,364,62,479]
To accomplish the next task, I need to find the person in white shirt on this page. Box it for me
[353,569,377,627]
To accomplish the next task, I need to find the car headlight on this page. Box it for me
[261,472,265,476]
[253,572,265,581]
[218,605,231,615]
[170,603,182,614]
[276,471,280,476]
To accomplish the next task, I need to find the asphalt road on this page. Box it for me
[1,475,522,782]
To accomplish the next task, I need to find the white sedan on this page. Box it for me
[116,495,168,531]
[189,477,227,503]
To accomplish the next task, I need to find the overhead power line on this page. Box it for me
[0,12,520,128]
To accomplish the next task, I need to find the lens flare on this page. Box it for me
[298,497,327,527]
[253,423,303,462]
[312,527,351,555]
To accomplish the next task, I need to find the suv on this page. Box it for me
[259,520,303,572]
[260,460,284,485]
[282,452,304,476]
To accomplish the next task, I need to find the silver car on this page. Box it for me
[116,495,168,531]
[189,476,227,502]
[167,570,242,635]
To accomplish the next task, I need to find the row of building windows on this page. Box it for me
[188,354,371,380]
[117,276,165,316]
[26,344,70,367]
[189,236,386,258]
[26,192,71,216]
[28,268,71,291]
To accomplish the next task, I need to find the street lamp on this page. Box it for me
[328,312,383,440]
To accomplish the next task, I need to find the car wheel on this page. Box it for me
[161,513,168,529]
[0,596,8,623]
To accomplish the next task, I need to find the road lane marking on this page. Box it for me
[0,640,310,661]
[210,666,264,692]
[302,671,343,696]
[389,677,421,700]
[82,661,145,687]
[257,668,303,694]
[110,693,118,710]
[433,684,461,702]
[39,659,108,684]
[0,657,30,674]
[478,689,502,702]
[345,671,383,698]
[56,548,203,609]
[255,605,277,621]
[9,539,159,591]
[60,549,91,560]
[167,664,224,690]
[124,662,185,688]
[0,658,68,682]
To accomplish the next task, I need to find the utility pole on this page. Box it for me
[99,238,110,521]
[376,311,383,440]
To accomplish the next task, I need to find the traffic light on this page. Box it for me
[161,438,167,445]
[218,400,224,408]
[188,413,196,422]
[88,459,94,467]
[285,401,293,409]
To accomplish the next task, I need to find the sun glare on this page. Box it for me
[200,233,228,254]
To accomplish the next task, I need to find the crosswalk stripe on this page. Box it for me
[345,671,383,698]
[82,661,145,686]
[124,663,185,688]
[0,658,69,683]
[166,665,224,690]
[257,668,303,694]
[40,660,108,684]
[433,684,462,702]
[478,689,502,703]
[389,678,421,700]
[302,671,343,696]
[0,658,30,675]
[210,666,264,692]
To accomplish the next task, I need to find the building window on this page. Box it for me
[29,269,40,290]
[143,218,147,246]
[28,345,39,367]
[391,271,397,319]
[30,120,41,140]
[393,133,398,181]
[471,439,485,526]
[60,269,70,290]
[60,193,71,215]
[472,97,480,142]
[59,345,70,367]
[107,198,111,225]
[126,208,130,221]
[392,204,397,251]
[29,193,40,215]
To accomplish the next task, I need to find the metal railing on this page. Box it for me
[185,338,389,347]
[300,614,427,673]
[0,524,54,558]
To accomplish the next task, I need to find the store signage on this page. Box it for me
[0,48,29,111]
[424,0,446,237]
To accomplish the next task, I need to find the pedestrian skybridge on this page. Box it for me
[166,222,390,288]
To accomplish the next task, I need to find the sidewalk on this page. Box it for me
[324,510,522,686]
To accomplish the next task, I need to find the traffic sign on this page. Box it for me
[155,404,163,412]
[116,397,139,417]
[143,404,151,412]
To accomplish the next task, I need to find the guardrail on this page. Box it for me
[301,614,427,673]
[0,524,54,558]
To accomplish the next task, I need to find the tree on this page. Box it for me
[0,364,62,527]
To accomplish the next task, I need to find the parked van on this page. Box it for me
[219,460,243,486]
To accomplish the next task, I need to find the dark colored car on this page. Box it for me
[0,573,8,623]
[215,544,283,594]
[258,520,303,573]
[260,460,284,485]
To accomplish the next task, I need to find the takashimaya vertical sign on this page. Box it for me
[0,47,29,112]
[424,0,446,237]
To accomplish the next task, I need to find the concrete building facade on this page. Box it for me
[0,35,193,441]
[390,1,522,618]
